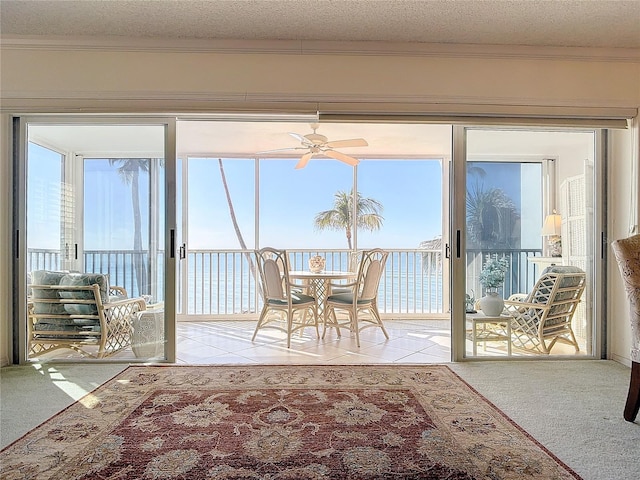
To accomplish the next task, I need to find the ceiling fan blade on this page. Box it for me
[325,138,368,149]
[288,132,305,141]
[295,152,314,169]
[256,147,305,154]
[288,132,312,144]
[323,149,360,166]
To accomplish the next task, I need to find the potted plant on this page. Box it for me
[478,255,509,316]
[465,290,476,313]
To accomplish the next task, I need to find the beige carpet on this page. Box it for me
[3,361,639,479]
[1,364,581,479]
[449,360,640,480]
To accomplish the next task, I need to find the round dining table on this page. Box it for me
[289,270,356,316]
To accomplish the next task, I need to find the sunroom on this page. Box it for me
[17,117,608,363]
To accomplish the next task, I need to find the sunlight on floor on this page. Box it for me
[30,363,93,400]
[175,319,452,364]
[28,318,587,363]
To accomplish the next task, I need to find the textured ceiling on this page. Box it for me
[8,1,639,159]
[2,0,639,49]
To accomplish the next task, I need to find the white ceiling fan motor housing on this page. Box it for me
[304,133,328,145]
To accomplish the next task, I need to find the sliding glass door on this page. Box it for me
[17,118,176,363]
[174,121,450,327]
[15,116,605,364]
[455,128,602,359]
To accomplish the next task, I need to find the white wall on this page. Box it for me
[609,126,638,366]
[1,38,639,365]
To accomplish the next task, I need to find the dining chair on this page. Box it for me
[252,247,319,348]
[330,250,361,294]
[323,248,389,347]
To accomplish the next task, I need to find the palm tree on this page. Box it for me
[419,236,443,274]
[109,158,149,295]
[314,190,384,249]
[466,185,519,248]
[466,164,519,249]
[217,159,256,278]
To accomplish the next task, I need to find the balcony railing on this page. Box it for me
[27,247,543,318]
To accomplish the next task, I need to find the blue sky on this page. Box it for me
[187,157,443,249]
[29,143,538,253]
[27,144,62,249]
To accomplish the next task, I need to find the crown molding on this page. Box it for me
[2,35,639,63]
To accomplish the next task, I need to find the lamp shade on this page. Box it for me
[541,212,562,236]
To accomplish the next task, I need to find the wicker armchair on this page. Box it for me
[504,265,586,354]
[28,271,146,359]
[109,285,128,297]
[252,247,318,348]
[612,234,640,422]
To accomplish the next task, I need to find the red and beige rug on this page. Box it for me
[2,365,580,479]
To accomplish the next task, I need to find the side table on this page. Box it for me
[132,302,164,358]
[466,313,512,356]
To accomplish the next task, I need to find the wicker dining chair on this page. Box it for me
[323,248,389,347]
[330,250,362,295]
[252,247,319,348]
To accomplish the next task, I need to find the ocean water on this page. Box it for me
[185,250,444,315]
[36,250,445,316]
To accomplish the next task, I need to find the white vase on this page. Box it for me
[479,292,504,316]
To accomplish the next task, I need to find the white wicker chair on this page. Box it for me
[323,248,389,347]
[504,265,586,354]
[330,250,362,294]
[28,271,146,359]
[252,247,318,348]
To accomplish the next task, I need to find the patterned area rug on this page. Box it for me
[1,365,580,479]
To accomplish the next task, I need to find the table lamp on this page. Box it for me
[542,210,562,257]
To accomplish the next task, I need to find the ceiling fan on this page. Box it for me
[259,123,368,169]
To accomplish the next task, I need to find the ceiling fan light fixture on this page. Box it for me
[261,123,368,168]
[305,133,328,144]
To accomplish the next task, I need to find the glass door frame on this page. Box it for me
[13,115,177,364]
[450,125,607,362]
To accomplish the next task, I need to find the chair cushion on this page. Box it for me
[540,265,583,275]
[267,293,315,306]
[31,269,68,286]
[59,273,109,315]
[32,273,102,335]
[263,259,284,298]
[31,271,69,315]
[532,266,583,305]
[525,266,584,327]
[330,287,352,294]
[326,293,370,306]
[537,265,584,290]
[30,271,108,332]
[33,319,101,331]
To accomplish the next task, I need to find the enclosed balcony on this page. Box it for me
[21,121,599,363]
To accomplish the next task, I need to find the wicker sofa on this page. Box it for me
[28,270,146,359]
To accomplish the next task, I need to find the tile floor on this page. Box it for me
[175,319,453,364]
[28,317,585,363]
